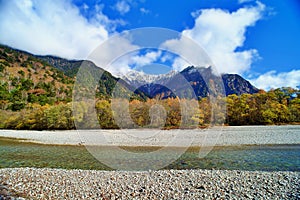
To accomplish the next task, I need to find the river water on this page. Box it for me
[0,126,299,171]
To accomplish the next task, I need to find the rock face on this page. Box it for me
[123,66,259,99]
[222,73,259,95]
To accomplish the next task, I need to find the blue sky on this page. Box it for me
[0,0,299,90]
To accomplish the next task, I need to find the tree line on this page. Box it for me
[0,87,299,130]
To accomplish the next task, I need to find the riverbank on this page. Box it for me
[1,126,299,199]
[0,125,299,146]
[0,168,299,199]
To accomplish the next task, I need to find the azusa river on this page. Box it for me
[0,137,299,171]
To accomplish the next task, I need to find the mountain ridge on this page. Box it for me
[0,44,259,103]
[123,66,259,99]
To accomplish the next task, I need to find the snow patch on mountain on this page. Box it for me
[121,70,178,87]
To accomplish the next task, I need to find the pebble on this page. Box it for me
[0,168,299,199]
[0,184,26,200]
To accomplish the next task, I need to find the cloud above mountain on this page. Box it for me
[0,0,298,90]
[0,0,115,59]
[249,70,300,90]
[164,2,265,75]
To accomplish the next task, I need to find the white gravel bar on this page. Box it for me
[0,125,299,146]
[0,168,299,199]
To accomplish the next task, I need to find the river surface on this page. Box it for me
[0,126,299,171]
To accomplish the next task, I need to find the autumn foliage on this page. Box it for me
[0,87,299,130]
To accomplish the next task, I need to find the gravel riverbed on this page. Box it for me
[1,126,299,199]
[0,125,299,146]
[0,168,299,199]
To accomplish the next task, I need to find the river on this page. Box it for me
[0,126,299,171]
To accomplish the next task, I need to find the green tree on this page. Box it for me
[96,100,117,129]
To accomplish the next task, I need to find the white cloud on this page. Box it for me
[88,35,140,76]
[238,0,255,4]
[0,0,119,60]
[82,3,89,11]
[160,52,174,63]
[172,57,191,71]
[140,8,150,14]
[163,2,265,74]
[132,51,162,67]
[92,3,125,29]
[105,50,163,76]
[114,0,130,15]
[249,70,300,90]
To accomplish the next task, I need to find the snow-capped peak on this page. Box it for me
[121,69,178,87]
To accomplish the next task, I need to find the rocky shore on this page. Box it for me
[0,168,299,199]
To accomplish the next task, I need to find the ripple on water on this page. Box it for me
[0,137,299,171]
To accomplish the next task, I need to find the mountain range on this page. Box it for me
[122,66,258,99]
[0,44,259,105]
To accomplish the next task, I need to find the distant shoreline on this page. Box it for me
[0,125,299,147]
[1,122,300,131]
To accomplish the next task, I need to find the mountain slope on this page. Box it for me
[37,55,81,78]
[38,55,148,100]
[0,45,147,111]
[0,45,74,110]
